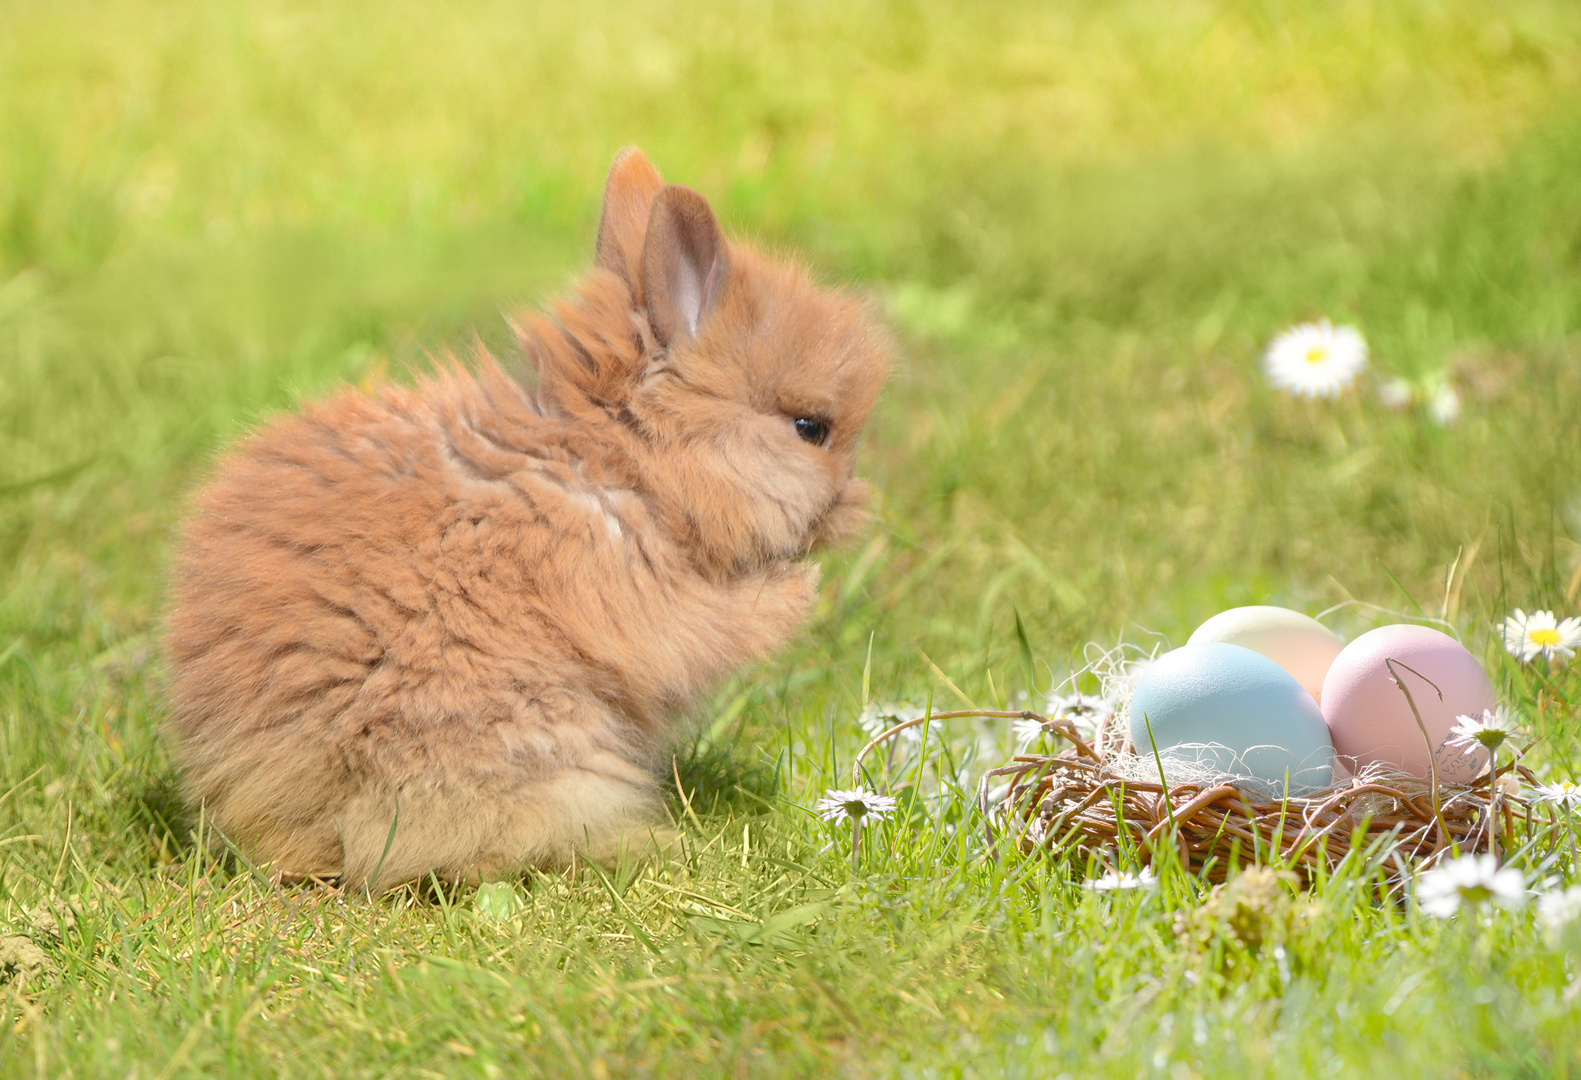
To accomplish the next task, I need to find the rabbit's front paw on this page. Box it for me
[809,477,872,549]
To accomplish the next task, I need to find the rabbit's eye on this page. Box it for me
[793,417,830,446]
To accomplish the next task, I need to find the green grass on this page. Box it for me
[5,0,1581,1074]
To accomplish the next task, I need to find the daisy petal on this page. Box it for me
[1264,320,1368,399]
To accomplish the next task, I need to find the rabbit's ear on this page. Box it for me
[595,147,664,295]
[642,185,729,348]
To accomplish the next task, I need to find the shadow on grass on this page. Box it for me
[668,733,779,819]
[129,770,246,881]
[128,770,193,860]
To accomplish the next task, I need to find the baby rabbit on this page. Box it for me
[165,148,889,889]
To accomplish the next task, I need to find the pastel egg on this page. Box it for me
[1128,643,1336,794]
[1187,605,1346,703]
[1319,624,1493,782]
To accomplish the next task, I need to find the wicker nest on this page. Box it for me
[850,708,1535,883]
[976,716,1535,883]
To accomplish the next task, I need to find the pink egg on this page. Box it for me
[1320,624,1493,782]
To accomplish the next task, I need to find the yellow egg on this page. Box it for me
[1187,606,1345,703]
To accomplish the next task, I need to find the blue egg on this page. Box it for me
[1128,643,1335,794]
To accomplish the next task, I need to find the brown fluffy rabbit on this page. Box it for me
[165,149,889,889]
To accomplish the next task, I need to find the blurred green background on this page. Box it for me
[4,0,1580,678]
[4,1,1581,1074]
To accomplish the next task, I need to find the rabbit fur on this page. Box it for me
[164,148,890,889]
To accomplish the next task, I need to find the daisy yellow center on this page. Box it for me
[1530,628,1561,646]
[1304,346,1328,364]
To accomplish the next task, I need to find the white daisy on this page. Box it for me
[1053,690,1113,737]
[1046,690,1112,723]
[814,787,898,824]
[1016,691,1112,748]
[1531,780,1581,813]
[857,702,928,746]
[1446,707,1521,754]
[1416,854,1526,917]
[1378,377,1415,410]
[1538,885,1581,936]
[1500,610,1581,663]
[1428,382,1462,425]
[1084,867,1158,892]
[1013,717,1049,748]
[1264,320,1368,399]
